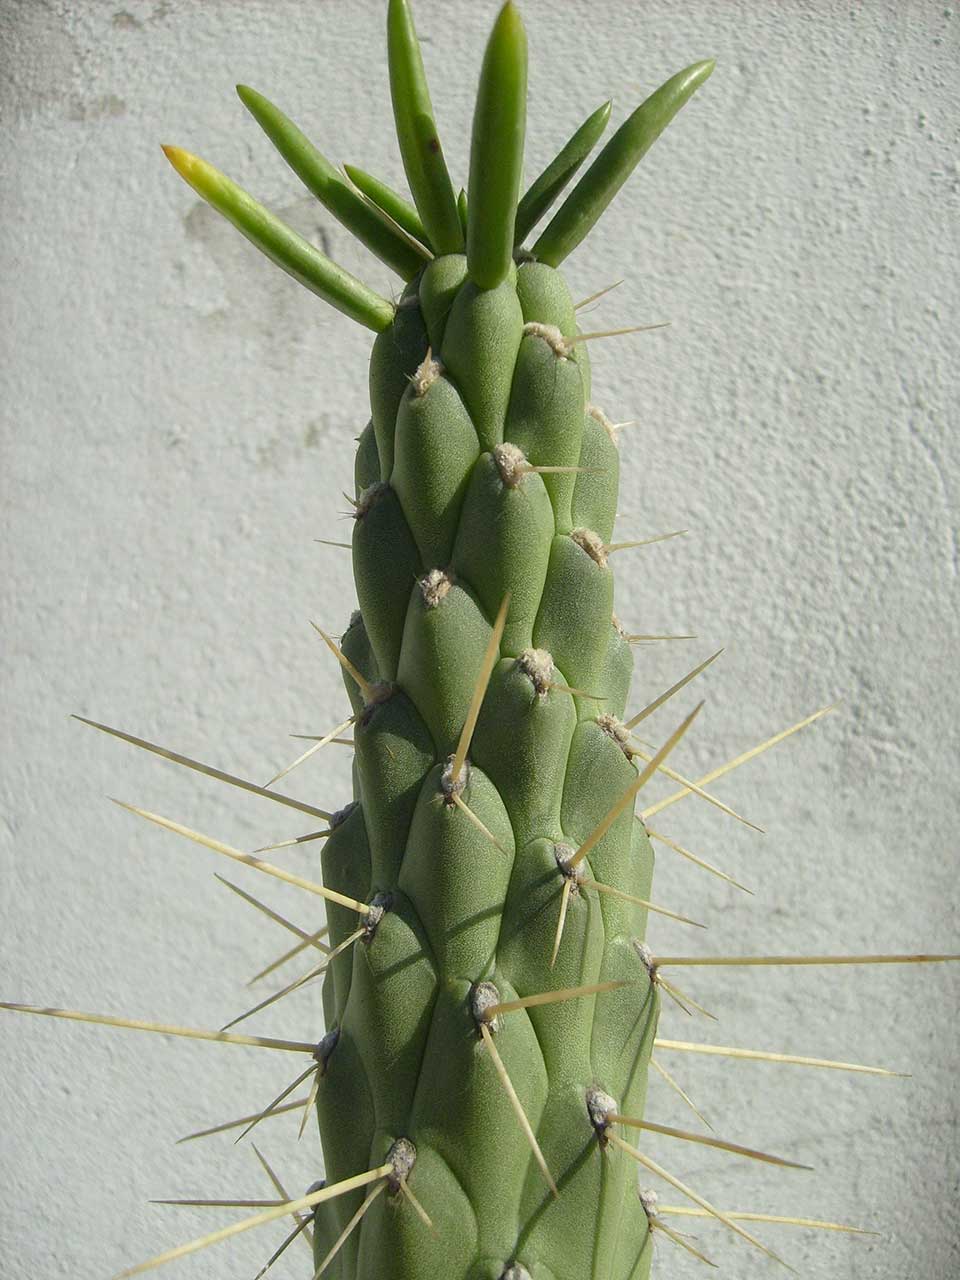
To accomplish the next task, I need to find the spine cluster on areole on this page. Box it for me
[3,4,958,1280]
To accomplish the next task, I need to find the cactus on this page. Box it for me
[3,3,958,1279]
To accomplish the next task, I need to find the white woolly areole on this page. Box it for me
[410,348,442,396]
[386,1137,416,1189]
[348,608,363,629]
[587,401,620,446]
[633,940,655,975]
[354,481,388,520]
[517,648,554,695]
[470,980,501,1029]
[596,712,631,753]
[639,1188,660,1217]
[554,841,584,889]
[363,895,389,939]
[522,320,571,358]
[571,526,608,568]
[586,1085,617,1133]
[419,567,453,608]
[493,441,528,487]
[440,754,468,800]
[501,1266,532,1280]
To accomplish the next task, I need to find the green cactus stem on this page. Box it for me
[4,5,957,1280]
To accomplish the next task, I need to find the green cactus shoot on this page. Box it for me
[3,3,958,1278]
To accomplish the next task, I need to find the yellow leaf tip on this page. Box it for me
[161,144,194,175]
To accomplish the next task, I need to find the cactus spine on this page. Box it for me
[4,4,958,1279]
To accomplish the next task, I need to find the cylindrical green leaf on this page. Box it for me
[466,1,527,289]
[513,100,611,246]
[236,85,427,279]
[162,146,395,331]
[387,0,463,254]
[343,164,432,250]
[532,59,715,267]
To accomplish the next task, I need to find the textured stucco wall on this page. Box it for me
[2,1,958,1277]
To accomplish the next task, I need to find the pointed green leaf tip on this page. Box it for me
[466,0,527,289]
[235,84,427,280]
[514,99,612,247]
[533,57,716,268]
[161,146,395,332]
[387,0,463,254]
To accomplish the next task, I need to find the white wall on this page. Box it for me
[2,1,957,1276]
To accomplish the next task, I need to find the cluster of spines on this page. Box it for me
[4,2,959,1279]
[6,689,956,1275]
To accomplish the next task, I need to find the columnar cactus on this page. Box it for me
[282,10,713,1273]
[4,3,958,1279]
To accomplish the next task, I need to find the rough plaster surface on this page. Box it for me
[1,1,958,1277]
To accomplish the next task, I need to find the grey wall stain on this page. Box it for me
[303,416,341,450]
[112,3,170,28]
[183,200,218,244]
[67,94,127,123]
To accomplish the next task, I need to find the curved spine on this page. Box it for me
[466,0,527,289]
[387,0,463,253]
